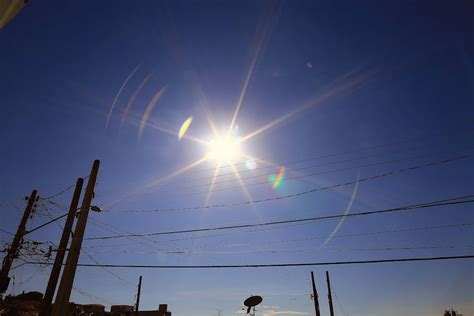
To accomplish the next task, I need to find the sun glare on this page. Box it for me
[206,136,242,163]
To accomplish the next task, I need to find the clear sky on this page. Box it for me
[1,1,473,315]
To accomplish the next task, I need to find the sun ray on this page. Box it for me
[144,156,208,190]
[227,48,259,136]
[139,86,167,138]
[231,164,256,209]
[106,63,141,129]
[121,73,152,126]
[204,164,220,206]
[196,85,220,138]
[103,156,209,208]
[227,3,280,136]
[240,68,379,143]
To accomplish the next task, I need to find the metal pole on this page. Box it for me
[135,275,142,316]
[52,160,100,316]
[311,271,321,316]
[0,190,37,293]
[41,178,83,316]
[326,271,335,316]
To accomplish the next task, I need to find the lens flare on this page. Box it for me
[245,159,257,170]
[179,117,193,140]
[270,166,285,189]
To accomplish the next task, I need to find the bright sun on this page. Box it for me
[206,135,242,163]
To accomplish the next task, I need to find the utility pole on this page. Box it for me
[135,275,142,316]
[41,178,84,316]
[326,271,335,316]
[310,271,321,316]
[0,190,37,294]
[52,160,100,316]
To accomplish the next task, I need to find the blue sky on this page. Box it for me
[1,1,473,315]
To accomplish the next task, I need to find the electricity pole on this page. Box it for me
[41,178,84,316]
[52,160,100,316]
[135,275,142,316]
[0,190,37,294]
[310,271,321,316]
[326,271,335,316]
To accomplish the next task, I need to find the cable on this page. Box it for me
[111,154,471,213]
[24,212,69,235]
[80,222,473,255]
[0,228,15,236]
[81,249,133,287]
[164,222,474,253]
[190,127,474,175]
[173,140,474,191]
[82,244,473,256]
[73,286,113,306]
[88,218,184,252]
[24,255,474,269]
[40,175,90,200]
[186,147,474,196]
[86,195,474,240]
[332,284,347,316]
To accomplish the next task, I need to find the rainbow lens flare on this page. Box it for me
[269,166,285,189]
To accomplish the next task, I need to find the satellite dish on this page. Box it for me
[243,295,263,314]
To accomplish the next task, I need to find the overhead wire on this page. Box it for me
[189,127,474,175]
[72,286,113,306]
[24,254,474,269]
[86,195,474,240]
[0,228,15,236]
[109,154,472,213]
[184,146,474,196]
[40,175,90,201]
[78,222,473,255]
[332,283,348,316]
[81,248,133,287]
[170,138,474,190]
[80,244,474,256]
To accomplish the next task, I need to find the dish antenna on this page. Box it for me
[243,295,263,315]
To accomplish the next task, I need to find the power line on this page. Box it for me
[331,283,347,316]
[81,248,133,287]
[27,222,471,256]
[72,286,113,306]
[88,218,184,252]
[0,228,15,236]
[81,244,474,256]
[79,222,473,255]
[185,147,474,196]
[164,222,474,253]
[25,212,70,235]
[40,175,90,201]
[86,195,474,240]
[172,140,474,190]
[110,154,472,213]
[190,127,474,175]
[24,255,474,269]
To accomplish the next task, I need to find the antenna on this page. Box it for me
[243,295,263,316]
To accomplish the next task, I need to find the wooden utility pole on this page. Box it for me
[135,275,142,316]
[41,178,83,316]
[0,190,37,294]
[311,271,321,316]
[52,160,100,316]
[326,271,335,316]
